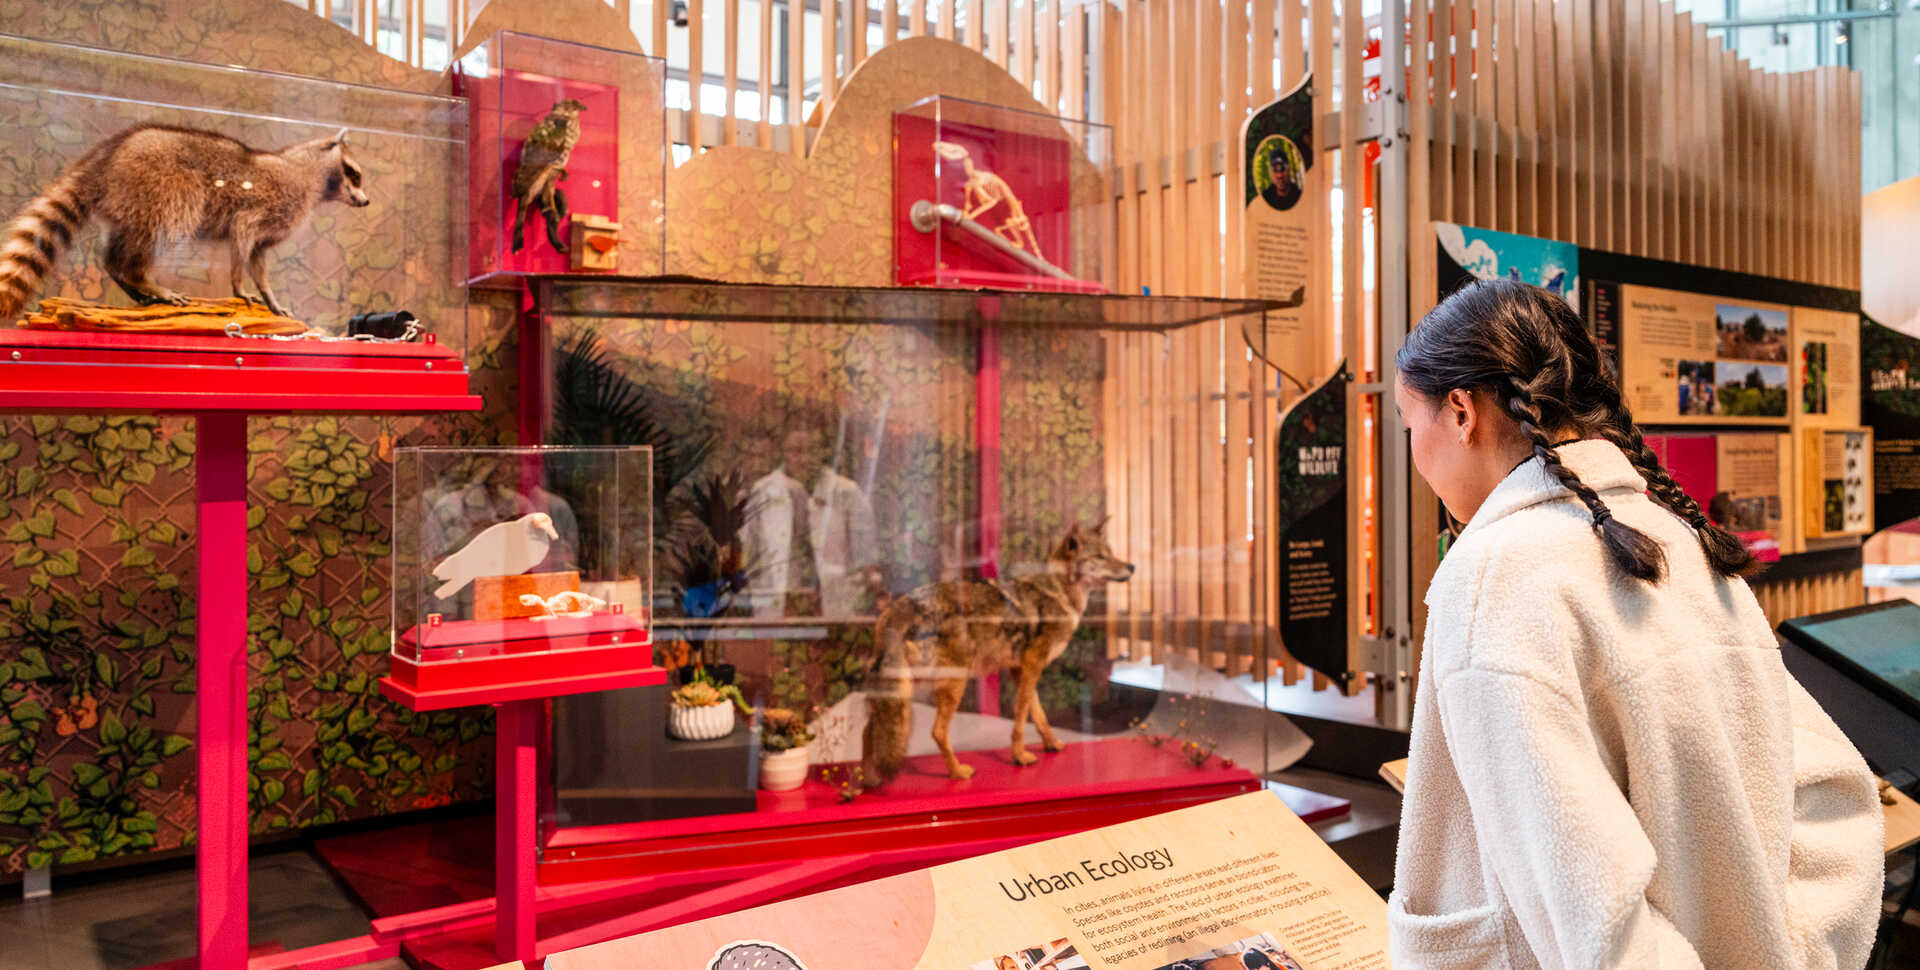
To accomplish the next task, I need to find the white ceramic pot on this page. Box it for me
[759,745,810,791]
[667,702,734,741]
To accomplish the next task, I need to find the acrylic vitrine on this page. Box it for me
[894,96,1111,293]
[514,278,1326,881]
[386,446,654,707]
[0,33,467,353]
[456,31,666,281]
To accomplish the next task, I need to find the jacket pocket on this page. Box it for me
[1387,894,1516,970]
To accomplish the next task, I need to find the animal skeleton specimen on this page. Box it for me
[518,590,607,621]
[913,141,1071,280]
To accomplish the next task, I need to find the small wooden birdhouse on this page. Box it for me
[569,215,621,272]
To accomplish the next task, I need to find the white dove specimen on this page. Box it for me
[432,512,560,600]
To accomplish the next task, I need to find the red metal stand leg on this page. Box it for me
[196,412,250,970]
[496,699,539,965]
[976,325,1003,715]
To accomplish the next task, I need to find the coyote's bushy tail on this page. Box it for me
[859,604,913,787]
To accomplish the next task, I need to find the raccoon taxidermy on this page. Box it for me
[0,123,371,322]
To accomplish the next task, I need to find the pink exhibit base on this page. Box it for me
[269,758,1344,969]
[539,737,1314,884]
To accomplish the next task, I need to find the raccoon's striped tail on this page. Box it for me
[0,151,105,321]
[859,606,914,788]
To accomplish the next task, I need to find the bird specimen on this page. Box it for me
[510,98,586,254]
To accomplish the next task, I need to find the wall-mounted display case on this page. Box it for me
[0,33,468,354]
[456,30,666,281]
[894,96,1110,293]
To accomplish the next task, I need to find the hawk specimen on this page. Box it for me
[510,98,586,254]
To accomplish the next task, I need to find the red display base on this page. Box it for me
[0,329,479,414]
[540,737,1283,883]
[302,750,1347,970]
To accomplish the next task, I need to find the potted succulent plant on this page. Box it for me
[666,669,751,741]
[757,708,815,791]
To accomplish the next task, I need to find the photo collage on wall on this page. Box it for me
[1608,285,1794,426]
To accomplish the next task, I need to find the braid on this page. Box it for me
[1596,386,1763,579]
[1504,376,1666,582]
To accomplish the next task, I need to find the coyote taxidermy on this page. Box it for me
[861,519,1133,785]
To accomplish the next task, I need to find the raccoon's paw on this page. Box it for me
[948,763,976,780]
[148,287,190,307]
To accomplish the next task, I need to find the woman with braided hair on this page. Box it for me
[1386,278,1882,970]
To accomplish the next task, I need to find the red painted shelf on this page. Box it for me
[0,329,480,415]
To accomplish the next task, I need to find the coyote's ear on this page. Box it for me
[1092,514,1111,535]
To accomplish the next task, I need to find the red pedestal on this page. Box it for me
[0,329,481,970]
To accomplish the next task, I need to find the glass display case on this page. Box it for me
[522,278,1290,875]
[894,96,1110,293]
[0,33,467,352]
[388,446,653,704]
[456,31,667,281]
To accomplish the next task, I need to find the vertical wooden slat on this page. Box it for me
[1065,2,1086,120]
[1041,0,1059,112]
[1673,12,1691,264]
[1433,0,1454,225]
[912,0,927,36]
[883,0,898,48]
[1012,0,1030,85]
[654,0,669,65]
[1850,69,1862,287]
[851,0,868,67]
[1473,0,1495,230]
[1452,0,1475,228]
[988,0,1006,66]
[723,0,740,146]
[941,0,955,40]
[789,0,805,157]
[1516,0,1541,238]
[760,0,775,147]
[690,0,706,152]
[820,0,839,105]
[1495,0,1518,233]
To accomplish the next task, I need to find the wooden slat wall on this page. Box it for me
[311,0,1864,687]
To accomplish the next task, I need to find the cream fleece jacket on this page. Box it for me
[1388,440,1884,970]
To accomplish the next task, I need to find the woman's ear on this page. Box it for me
[1444,387,1478,444]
